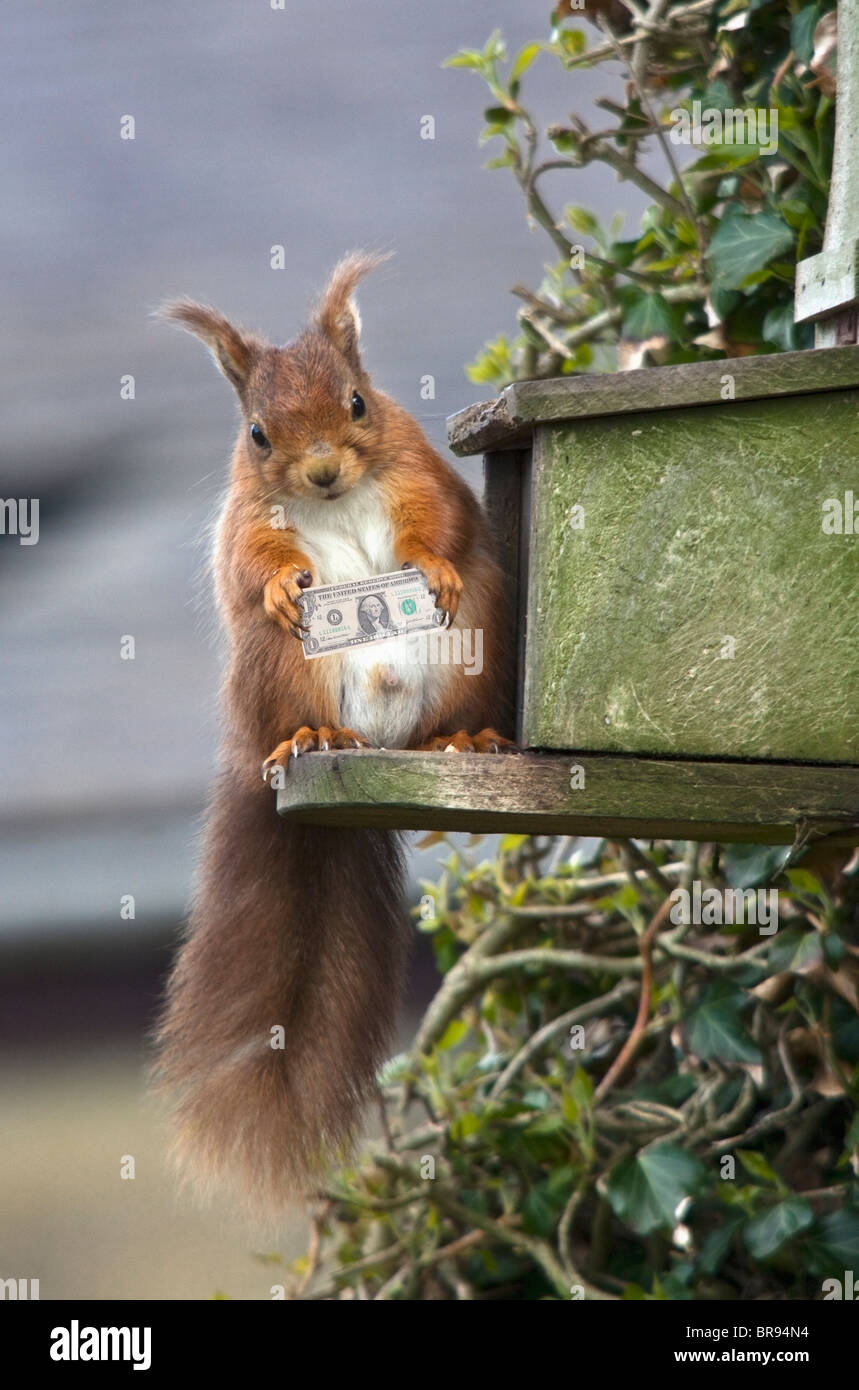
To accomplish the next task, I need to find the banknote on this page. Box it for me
[298,568,445,658]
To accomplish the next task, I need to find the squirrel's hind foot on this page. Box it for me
[417,728,517,754]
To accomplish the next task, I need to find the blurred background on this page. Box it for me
[0,0,626,1298]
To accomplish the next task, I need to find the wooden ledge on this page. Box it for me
[274,750,859,845]
[446,344,859,456]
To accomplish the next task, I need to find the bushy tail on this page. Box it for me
[151,774,408,1218]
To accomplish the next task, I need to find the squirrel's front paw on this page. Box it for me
[262,726,372,780]
[263,564,314,638]
[408,554,462,626]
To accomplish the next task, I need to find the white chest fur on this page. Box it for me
[286,478,443,747]
[287,477,396,584]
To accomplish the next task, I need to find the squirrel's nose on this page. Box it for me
[308,463,340,489]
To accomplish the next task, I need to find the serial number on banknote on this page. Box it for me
[298,569,445,659]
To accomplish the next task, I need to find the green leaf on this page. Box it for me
[633,1074,697,1106]
[806,1207,859,1276]
[709,286,742,322]
[443,49,484,70]
[482,29,506,62]
[621,292,682,341]
[606,1143,706,1236]
[689,147,763,173]
[762,302,803,352]
[686,981,762,1064]
[524,1111,567,1138]
[698,1214,744,1274]
[523,1185,557,1237]
[707,212,794,290]
[768,927,823,975]
[438,1019,468,1051]
[564,204,599,237]
[510,42,542,81]
[556,27,586,57]
[723,843,791,890]
[483,105,514,126]
[500,833,529,853]
[791,5,822,66]
[737,1150,779,1185]
[607,238,639,269]
[744,1199,814,1260]
[450,1110,482,1140]
[561,1085,580,1124]
[823,934,845,969]
[785,868,824,896]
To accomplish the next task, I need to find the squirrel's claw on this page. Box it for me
[404,553,463,627]
[263,726,372,778]
[264,563,315,638]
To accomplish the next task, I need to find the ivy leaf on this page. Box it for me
[523,1184,557,1237]
[744,1199,814,1260]
[621,292,682,341]
[607,1143,706,1235]
[723,843,791,890]
[805,1207,859,1276]
[686,981,762,1064]
[768,928,823,975]
[791,5,822,66]
[707,211,794,289]
[762,302,803,352]
[698,1213,745,1275]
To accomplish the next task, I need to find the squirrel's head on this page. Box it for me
[160,251,391,502]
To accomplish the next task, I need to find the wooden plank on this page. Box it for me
[274,749,859,844]
[447,344,859,456]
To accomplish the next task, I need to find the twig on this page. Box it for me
[413,941,643,1058]
[594,894,674,1102]
[489,979,640,1099]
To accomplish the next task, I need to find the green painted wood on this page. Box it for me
[274,749,859,844]
[521,393,859,762]
[447,345,859,456]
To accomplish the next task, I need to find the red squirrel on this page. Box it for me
[152,252,512,1217]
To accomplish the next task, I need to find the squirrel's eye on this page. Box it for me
[351,391,366,420]
[250,423,270,449]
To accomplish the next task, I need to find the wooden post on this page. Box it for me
[795,0,859,345]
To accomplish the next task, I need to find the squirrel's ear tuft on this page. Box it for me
[315,250,391,369]
[157,300,260,393]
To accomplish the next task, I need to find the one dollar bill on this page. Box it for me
[298,568,445,659]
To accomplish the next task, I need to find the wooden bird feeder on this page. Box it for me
[277,8,859,850]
